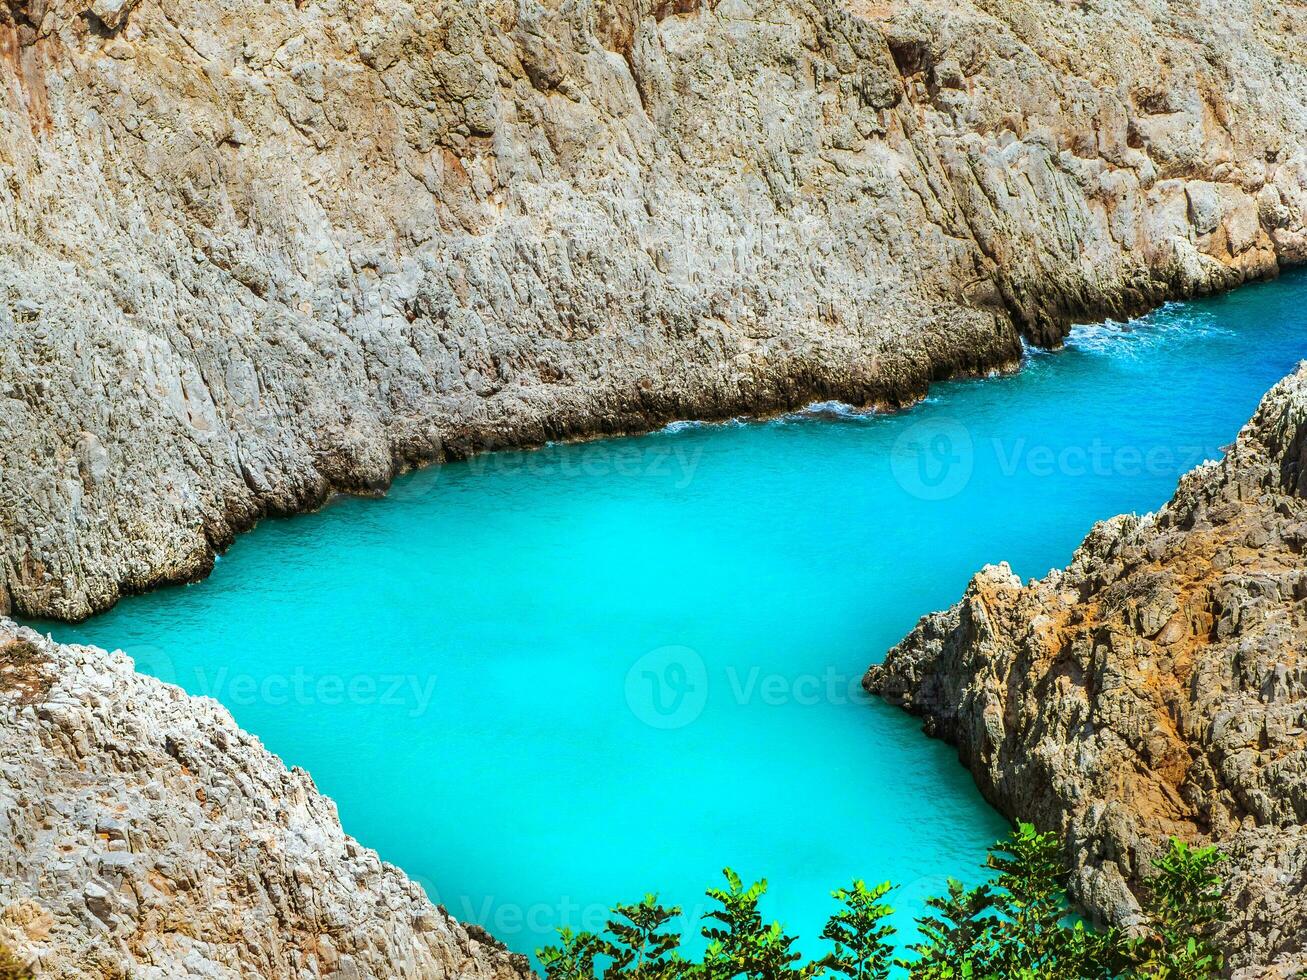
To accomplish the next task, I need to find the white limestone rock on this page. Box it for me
[0,622,533,980]
[0,0,1304,621]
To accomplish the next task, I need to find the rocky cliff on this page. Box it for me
[1,0,1305,620]
[0,619,533,979]
[867,364,1307,973]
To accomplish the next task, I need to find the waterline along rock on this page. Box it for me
[867,363,1307,974]
[1,0,1306,620]
[0,620,534,979]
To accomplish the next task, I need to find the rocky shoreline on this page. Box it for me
[8,362,1304,980]
[0,619,534,979]
[867,363,1307,974]
[3,0,1307,974]
[3,0,1305,621]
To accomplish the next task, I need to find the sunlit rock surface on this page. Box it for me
[869,364,1307,972]
[2,0,1305,619]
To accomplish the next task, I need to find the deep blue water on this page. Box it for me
[35,270,1307,965]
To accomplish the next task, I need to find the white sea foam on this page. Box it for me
[799,400,876,418]
[660,417,749,434]
[1064,304,1231,357]
[660,420,707,434]
[1019,337,1045,358]
[770,400,880,424]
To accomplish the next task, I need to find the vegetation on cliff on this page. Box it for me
[0,943,30,980]
[538,826,1226,979]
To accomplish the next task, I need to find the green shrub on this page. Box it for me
[0,942,32,980]
[1127,839,1227,979]
[818,880,896,980]
[537,825,1229,980]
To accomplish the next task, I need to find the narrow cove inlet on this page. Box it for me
[33,270,1307,966]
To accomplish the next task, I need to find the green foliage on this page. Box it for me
[818,880,896,980]
[984,822,1075,975]
[902,878,996,979]
[0,944,31,980]
[536,828,1231,980]
[897,828,1225,980]
[700,869,818,980]
[540,927,609,980]
[898,824,1125,980]
[605,896,688,980]
[1127,839,1227,979]
[1050,917,1126,980]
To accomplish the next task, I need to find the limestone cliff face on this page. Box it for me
[867,364,1307,973]
[0,619,533,979]
[0,0,1304,620]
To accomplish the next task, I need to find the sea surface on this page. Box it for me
[37,268,1307,965]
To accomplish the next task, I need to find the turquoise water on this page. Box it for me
[35,271,1307,964]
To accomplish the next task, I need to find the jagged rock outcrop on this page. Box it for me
[0,620,534,979]
[1,0,1305,620]
[866,364,1307,973]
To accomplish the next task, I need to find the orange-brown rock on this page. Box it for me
[868,364,1307,973]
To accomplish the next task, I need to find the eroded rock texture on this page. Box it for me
[0,620,534,979]
[0,0,1305,620]
[867,364,1307,972]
